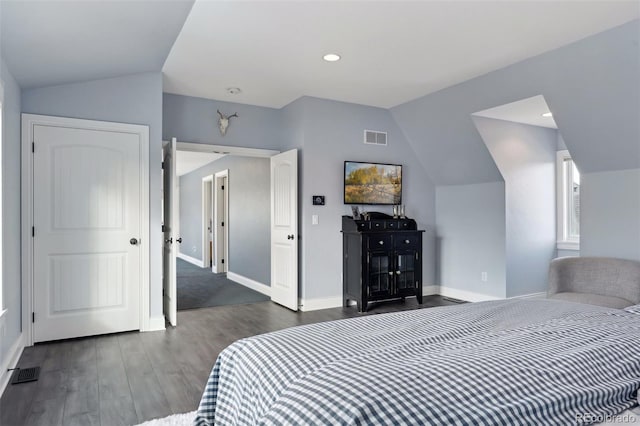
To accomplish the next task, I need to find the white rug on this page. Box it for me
[135,411,196,426]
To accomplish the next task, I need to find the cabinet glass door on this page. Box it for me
[367,252,392,298]
[395,250,417,294]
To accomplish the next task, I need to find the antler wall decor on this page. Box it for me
[217,110,238,136]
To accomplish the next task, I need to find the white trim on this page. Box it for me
[298,296,343,312]
[556,150,580,250]
[21,114,150,344]
[227,271,271,297]
[557,241,580,251]
[175,141,278,158]
[422,285,439,296]
[147,316,166,332]
[213,170,229,273]
[437,287,501,303]
[0,333,25,397]
[177,252,204,268]
[202,175,213,270]
[509,292,547,300]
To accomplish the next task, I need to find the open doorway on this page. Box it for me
[163,142,298,318]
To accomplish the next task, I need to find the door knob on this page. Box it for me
[165,237,173,244]
[287,234,295,240]
[176,237,183,243]
[130,238,139,245]
[396,271,401,275]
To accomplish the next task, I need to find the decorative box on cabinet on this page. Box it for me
[342,214,424,312]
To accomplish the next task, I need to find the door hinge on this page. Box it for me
[162,288,165,296]
[221,259,224,264]
[221,185,224,190]
[416,252,419,260]
[221,221,224,227]
[32,312,35,323]
[32,227,35,237]
[32,142,35,153]
[162,225,167,232]
[161,161,165,169]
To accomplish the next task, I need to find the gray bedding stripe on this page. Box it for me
[194,299,640,425]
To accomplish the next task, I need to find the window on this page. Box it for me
[556,150,580,250]
[0,81,3,313]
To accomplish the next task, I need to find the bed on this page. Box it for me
[194,299,640,425]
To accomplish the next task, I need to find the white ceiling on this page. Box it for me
[0,0,194,89]
[1,1,637,109]
[176,150,224,176]
[163,1,639,109]
[473,95,557,129]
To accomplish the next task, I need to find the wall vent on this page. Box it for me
[364,130,387,146]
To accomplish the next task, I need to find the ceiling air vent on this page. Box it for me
[364,130,387,146]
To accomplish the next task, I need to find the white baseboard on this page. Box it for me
[299,296,343,312]
[177,252,204,268]
[422,285,439,296]
[0,333,25,397]
[438,287,501,302]
[147,316,166,332]
[227,271,271,297]
[422,285,501,302]
[509,292,547,300]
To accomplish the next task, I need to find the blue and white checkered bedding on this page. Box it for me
[194,299,640,425]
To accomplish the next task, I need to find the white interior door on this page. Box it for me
[33,124,142,342]
[163,137,177,326]
[270,149,298,311]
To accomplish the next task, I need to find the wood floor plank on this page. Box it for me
[23,396,65,426]
[2,296,459,425]
[99,396,139,426]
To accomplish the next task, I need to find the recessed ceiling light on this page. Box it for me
[541,112,553,118]
[226,87,242,95]
[323,53,341,62]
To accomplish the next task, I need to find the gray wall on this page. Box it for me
[163,93,283,151]
[581,168,640,261]
[288,97,436,301]
[435,182,506,299]
[473,117,557,297]
[1,56,22,366]
[164,94,437,302]
[21,72,165,319]
[179,156,271,285]
[391,20,639,184]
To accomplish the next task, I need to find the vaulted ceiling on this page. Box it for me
[1,0,638,109]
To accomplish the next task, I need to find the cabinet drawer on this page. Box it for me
[366,235,393,249]
[394,234,420,249]
[385,220,399,230]
[398,220,415,230]
[369,220,386,230]
[355,221,368,231]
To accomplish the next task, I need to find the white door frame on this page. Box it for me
[21,114,150,346]
[213,170,229,273]
[202,175,213,268]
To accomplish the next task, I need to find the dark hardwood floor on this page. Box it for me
[0,296,460,426]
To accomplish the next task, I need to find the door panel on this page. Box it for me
[33,124,141,342]
[395,250,417,294]
[163,137,177,326]
[270,149,298,311]
[367,252,392,299]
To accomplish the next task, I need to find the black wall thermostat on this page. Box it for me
[312,195,325,206]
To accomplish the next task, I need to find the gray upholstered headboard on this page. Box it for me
[548,257,640,308]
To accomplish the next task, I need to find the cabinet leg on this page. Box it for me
[417,294,423,304]
[343,295,349,308]
[357,301,367,313]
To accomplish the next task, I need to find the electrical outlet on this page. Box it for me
[312,215,319,225]
[481,272,488,282]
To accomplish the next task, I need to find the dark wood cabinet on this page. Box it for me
[342,215,424,312]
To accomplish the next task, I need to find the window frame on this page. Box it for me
[556,149,580,250]
[0,80,4,315]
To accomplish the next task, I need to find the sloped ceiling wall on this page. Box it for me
[391,20,639,185]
